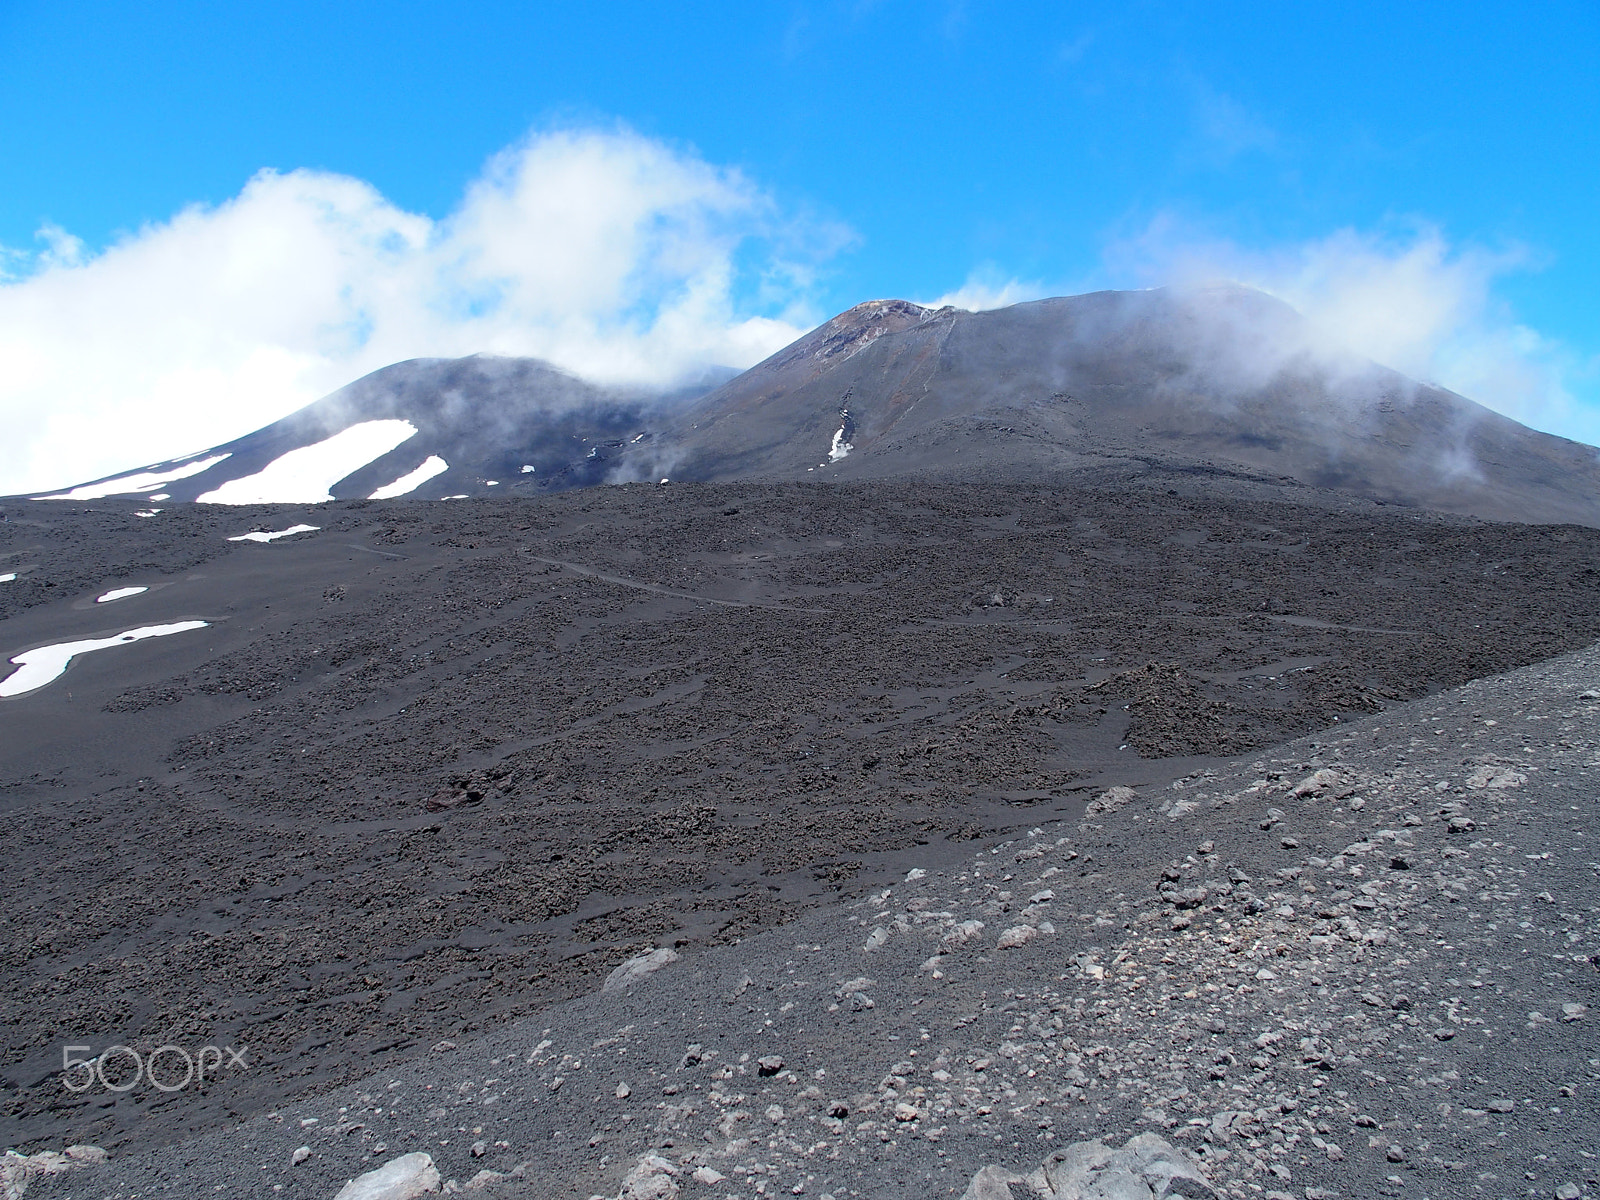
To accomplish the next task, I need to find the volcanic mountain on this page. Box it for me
[664,285,1600,525]
[25,284,1600,525]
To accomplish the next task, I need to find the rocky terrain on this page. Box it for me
[3,474,1600,1198]
[14,622,1598,1200]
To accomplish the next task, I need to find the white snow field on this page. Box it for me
[226,524,319,543]
[0,573,16,583]
[369,455,448,499]
[35,454,231,501]
[0,621,209,698]
[96,587,149,603]
[196,420,418,504]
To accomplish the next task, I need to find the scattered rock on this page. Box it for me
[1000,1133,1215,1199]
[333,1152,442,1200]
[944,919,987,948]
[1088,785,1137,815]
[996,924,1039,950]
[1466,763,1527,789]
[1292,769,1342,797]
[1,1146,108,1200]
[614,1153,679,1200]
[602,948,680,993]
[292,1145,312,1165]
[961,1164,1025,1200]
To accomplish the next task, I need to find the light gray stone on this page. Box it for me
[1027,1134,1213,1200]
[601,947,680,993]
[332,1152,442,1200]
[959,1165,1025,1200]
[615,1153,679,1200]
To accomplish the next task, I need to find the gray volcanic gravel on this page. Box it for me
[4,479,1600,1198]
[22,636,1600,1200]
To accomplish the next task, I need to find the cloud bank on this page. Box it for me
[1106,217,1592,443]
[0,128,843,495]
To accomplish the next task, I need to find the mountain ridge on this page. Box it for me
[22,285,1600,527]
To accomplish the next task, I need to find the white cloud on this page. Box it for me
[0,128,842,495]
[1106,216,1593,444]
[924,268,1045,313]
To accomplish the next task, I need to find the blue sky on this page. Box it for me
[1,0,1596,490]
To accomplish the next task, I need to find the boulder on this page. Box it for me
[615,1153,679,1200]
[964,1133,1216,1200]
[332,1152,441,1200]
[1291,769,1342,797]
[2,1145,108,1200]
[601,947,680,993]
[1087,786,1137,815]
[961,1164,1026,1200]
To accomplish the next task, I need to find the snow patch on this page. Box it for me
[96,587,148,603]
[134,509,161,518]
[35,454,231,501]
[0,573,15,583]
[369,455,448,500]
[1,621,209,698]
[520,464,536,473]
[148,493,170,501]
[197,420,417,504]
[227,524,319,543]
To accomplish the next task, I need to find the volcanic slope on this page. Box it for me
[27,356,730,505]
[29,640,1600,1200]
[4,479,1600,1162]
[663,286,1600,528]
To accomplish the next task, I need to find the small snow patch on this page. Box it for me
[0,573,15,583]
[2,622,209,698]
[96,587,148,603]
[227,524,319,543]
[369,455,447,500]
[35,454,230,501]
